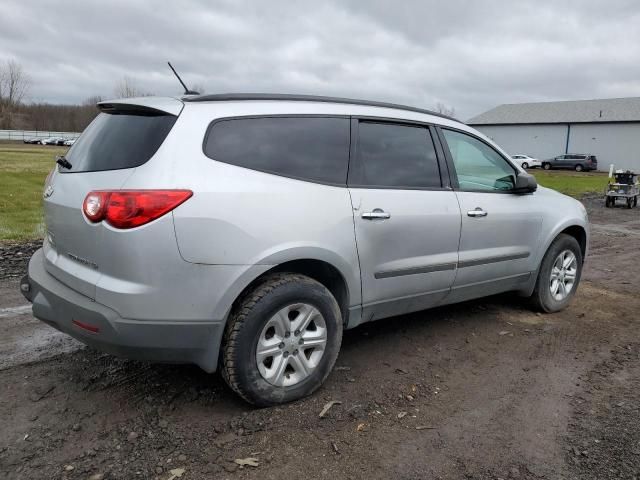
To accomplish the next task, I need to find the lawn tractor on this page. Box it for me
[605,169,639,208]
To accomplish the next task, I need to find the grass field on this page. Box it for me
[0,143,611,242]
[531,169,608,197]
[0,143,66,241]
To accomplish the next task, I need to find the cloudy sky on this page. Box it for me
[1,0,640,120]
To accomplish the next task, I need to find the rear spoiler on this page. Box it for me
[97,96,184,116]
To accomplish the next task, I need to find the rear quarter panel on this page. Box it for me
[166,104,362,307]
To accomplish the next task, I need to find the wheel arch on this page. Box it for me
[218,245,360,329]
[560,225,587,261]
[241,259,352,325]
[520,221,588,297]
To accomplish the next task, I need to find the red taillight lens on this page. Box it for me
[83,190,192,229]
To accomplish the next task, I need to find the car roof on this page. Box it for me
[183,93,460,123]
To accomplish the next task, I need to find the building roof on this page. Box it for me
[468,97,640,125]
[184,93,459,122]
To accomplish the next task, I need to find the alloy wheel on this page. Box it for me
[549,250,578,301]
[256,303,327,387]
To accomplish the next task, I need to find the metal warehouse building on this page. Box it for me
[468,97,640,172]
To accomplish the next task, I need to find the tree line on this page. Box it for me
[0,61,152,132]
[1,60,455,133]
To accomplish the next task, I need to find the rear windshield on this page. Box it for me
[64,111,177,172]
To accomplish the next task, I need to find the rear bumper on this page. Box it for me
[23,249,224,372]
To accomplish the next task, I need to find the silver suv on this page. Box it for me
[22,94,589,406]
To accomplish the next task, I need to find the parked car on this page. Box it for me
[542,154,598,172]
[21,94,589,406]
[23,138,41,144]
[63,138,76,146]
[511,154,541,169]
[40,137,61,145]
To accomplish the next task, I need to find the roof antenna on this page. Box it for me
[167,62,199,95]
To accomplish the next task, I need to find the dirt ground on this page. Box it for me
[1,195,639,480]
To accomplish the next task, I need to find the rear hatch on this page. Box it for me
[42,98,182,299]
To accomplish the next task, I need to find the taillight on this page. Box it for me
[83,190,192,229]
[83,191,110,222]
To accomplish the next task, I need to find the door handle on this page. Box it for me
[362,208,391,220]
[467,208,488,218]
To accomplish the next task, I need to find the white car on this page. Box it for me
[63,139,76,146]
[511,154,541,169]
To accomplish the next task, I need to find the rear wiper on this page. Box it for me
[56,155,72,170]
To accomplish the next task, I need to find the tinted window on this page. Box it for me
[65,112,177,172]
[442,129,516,191]
[353,122,441,188]
[204,117,350,184]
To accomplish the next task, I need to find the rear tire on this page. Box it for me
[543,163,551,170]
[521,162,529,169]
[531,234,583,313]
[221,273,343,406]
[575,164,584,172]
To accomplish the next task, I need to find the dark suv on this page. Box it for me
[542,154,598,172]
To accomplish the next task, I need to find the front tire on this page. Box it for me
[521,162,529,169]
[543,163,551,170]
[531,234,583,313]
[221,273,343,406]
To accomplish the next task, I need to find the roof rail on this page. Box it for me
[183,93,460,122]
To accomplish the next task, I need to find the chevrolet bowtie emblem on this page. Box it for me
[43,185,54,198]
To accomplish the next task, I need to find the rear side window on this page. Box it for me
[65,112,177,172]
[351,121,441,188]
[204,117,350,185]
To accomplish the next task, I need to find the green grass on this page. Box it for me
[0,143,67,241]
[531,170,608,197]
[0,142,610,242]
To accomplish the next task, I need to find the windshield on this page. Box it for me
[64,111,177,173]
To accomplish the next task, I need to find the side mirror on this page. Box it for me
[512,172,537,194]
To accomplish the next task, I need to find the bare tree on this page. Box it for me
[114,76,142,98]
[191,83,205,95]
[0,60,31,128]
[435,102,456,117]
[0,67,5,104]
[83,95,103,106]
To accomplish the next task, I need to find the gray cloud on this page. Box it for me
[1,0,639,119]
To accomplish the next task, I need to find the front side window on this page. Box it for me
[204,116,350,184]
[442,129,516,192]
[352,121,441,188]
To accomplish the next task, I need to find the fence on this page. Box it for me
[0,129,81,142]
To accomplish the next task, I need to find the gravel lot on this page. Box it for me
[1,196,639,480]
